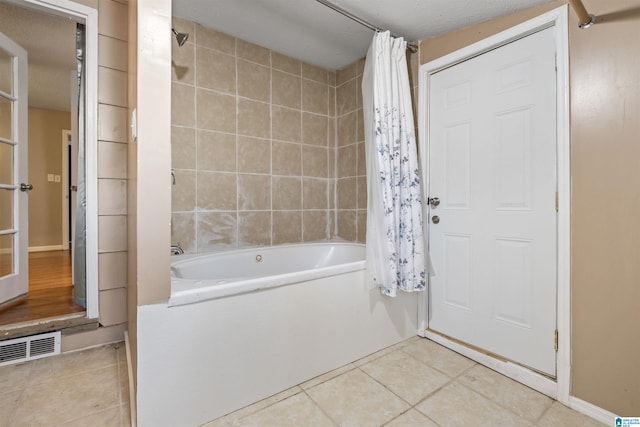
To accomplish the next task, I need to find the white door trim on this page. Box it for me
[61,129,71,251]
[417,5,570,404]
[19,0,99,319]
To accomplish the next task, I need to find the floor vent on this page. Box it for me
[0,332,61,367]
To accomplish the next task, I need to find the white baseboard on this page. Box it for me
[28,245,65,253]
[568,395,618,425]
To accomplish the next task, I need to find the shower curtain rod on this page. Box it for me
[313,0,419,52]
[568,0,596,28]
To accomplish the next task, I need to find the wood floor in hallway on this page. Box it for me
[0,250,85,327]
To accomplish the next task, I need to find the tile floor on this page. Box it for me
[0,343,130,427]
[0,337,606,427]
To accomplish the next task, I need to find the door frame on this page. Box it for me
[19,0,99,319]
[417,6,570,403]
[61,129,71,251]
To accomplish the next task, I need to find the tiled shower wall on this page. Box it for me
[170,18,338,253]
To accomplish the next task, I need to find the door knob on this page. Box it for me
[432,215,440,224]
[428,197,440,208]
[20,183,33,192]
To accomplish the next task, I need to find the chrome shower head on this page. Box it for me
[172,27,189,47]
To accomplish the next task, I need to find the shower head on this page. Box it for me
[172,27,189,47]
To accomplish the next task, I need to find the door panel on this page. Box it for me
[0,30,28,307]
[428,27,557,375]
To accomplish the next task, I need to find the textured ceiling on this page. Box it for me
[0,1,75,112]
[173,0,556,70]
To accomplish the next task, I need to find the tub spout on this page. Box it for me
[171,243,184,255]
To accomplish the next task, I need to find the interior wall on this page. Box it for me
[419,0,640,416]
[27,107,70,248]
[170,19,338,252]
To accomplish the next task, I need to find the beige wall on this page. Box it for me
[420,0,640,415]
[27,108,70,247]
[170,19,338,252]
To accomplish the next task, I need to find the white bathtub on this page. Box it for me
[137,242,418,426]
[169,242,366,306]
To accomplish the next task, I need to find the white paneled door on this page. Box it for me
[427,27,557,376]
[0,31,29,308]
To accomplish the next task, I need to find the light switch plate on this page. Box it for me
[47,174,54,182]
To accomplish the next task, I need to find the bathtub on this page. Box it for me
[137,242,418,427]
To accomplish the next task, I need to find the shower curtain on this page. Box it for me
[362,31,430,297]
[73,24,87,308]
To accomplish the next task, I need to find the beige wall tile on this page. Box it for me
[336,79,357,116]
[302,145,328,178]
[98,0,127,41]
[357,176,367,210]
[337,144,357,178]
[197,130,236,172]
[337,210,357,241]
[337,111,357,147]
[337,177,357,210]
[172,83,195,127]
[336,61,358,86]
[171,212,196,253]
[171,170,196,211]
[99,288,127,326]
[238,98,270,138]
[238,212,271,246]
[272,52,300,75]
[237,59,271,102]
[272,106,301,143]
[196,47,236,94]
[238,136,270,174]
[272,177,301,210]
[171,42,195,85]
[357,142,366,176]
[238,174,271,210]
[357,210,367,243]
[98,67,127,107]
[302,113,328,147]
[98,179,127,215]
[303,178,327,209]
[328,70,336,87]
[98,104,128,143]
[302,62,329,84]
[272,211,302,245]
[303,210,328,242]
[356,75,363,109]
[196,24,235,55]
[237,39,270,66]
[197,212,237,251]
[98,35,127,71]
[98,215,127,252]
[302,80,328,115]
[272,70,301,110]
[357,108,365,142]
[98,252,127,290]
[272,141,301,176]
[196,88,236,133]
[98,141,127,179]
[197,172,237,211]
[171,126,196,169]
[329,87,336,117]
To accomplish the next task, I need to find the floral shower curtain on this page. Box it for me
[361,31,430,297]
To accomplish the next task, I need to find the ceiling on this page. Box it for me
[0,1,75,112]
[173,0,555,70]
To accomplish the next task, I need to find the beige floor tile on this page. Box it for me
[11,364,120,426]
[384,409,438,427]
[226,386,303,421]
[457,364,552,422]
[306,369,409,426]
[353,338,416,367]
[0,390,22,427]
[60,406,122,427]
[234,392,335,427]
[401,338,476,377]
[201,416,233,427]
[537,402,607,427]
[28,345,118,385]
[0,361,31,394]
[300,363,356,390]
[360,350,450,404]
[416,382,533,427]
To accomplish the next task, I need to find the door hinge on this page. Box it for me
[554,329,559,351]
[555,192,559,212]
